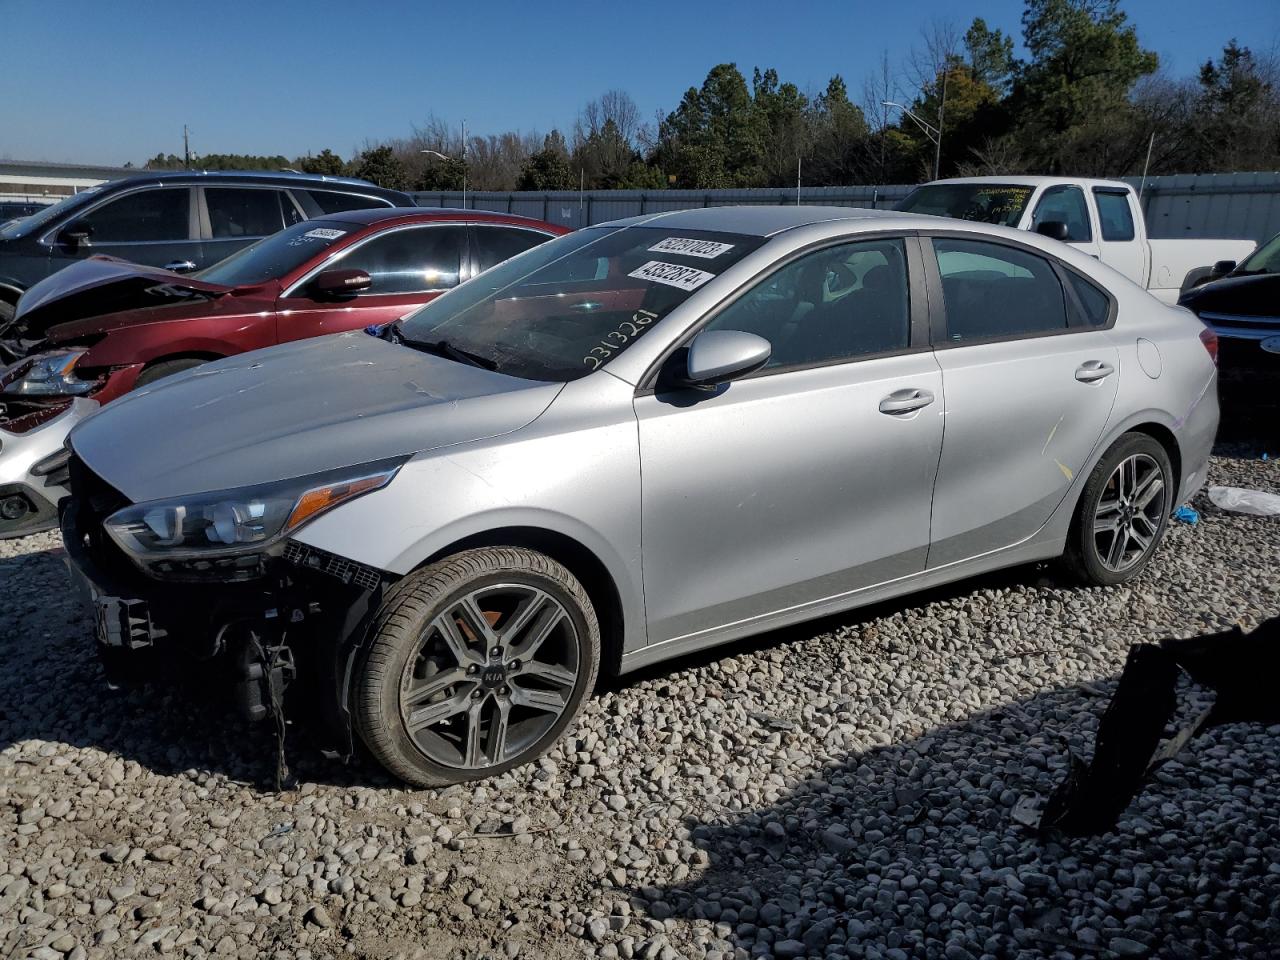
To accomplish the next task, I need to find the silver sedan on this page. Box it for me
[62,206,1219,786]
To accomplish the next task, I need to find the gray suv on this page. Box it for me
[60,206,1218,787]
[0,171,413,323]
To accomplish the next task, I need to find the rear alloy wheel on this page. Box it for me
[355,547,600,787]
[1065,433,1173,585]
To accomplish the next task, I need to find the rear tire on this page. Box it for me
[1064,433,1173,586]
[134,357,209,388]
[354,547,600,788]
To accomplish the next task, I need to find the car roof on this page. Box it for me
[602,205,920,237]
[922,175,1133,191]
[318,206,567,231]
[108,169,411,198]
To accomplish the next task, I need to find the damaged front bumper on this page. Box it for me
[60,475,397,759]
[0,397,97,538]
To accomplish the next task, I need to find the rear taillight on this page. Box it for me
[1199,327,1218,365]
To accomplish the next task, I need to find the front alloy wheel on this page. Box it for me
[1066,432,1173,586]
[355,548,600,787]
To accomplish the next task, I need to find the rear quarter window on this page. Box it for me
[1066,271,1112,326]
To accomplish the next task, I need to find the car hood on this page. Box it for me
[68,331,563,503]
[7,256,232,342]
[1180,273,1280,316]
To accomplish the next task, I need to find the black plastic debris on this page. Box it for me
[1040,615,1279,837]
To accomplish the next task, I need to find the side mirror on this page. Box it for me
[57,221,93,248]
[1211,259,1236,278]
[681,329,771,388]
[312,268,372,297]
[1034,220,1070,243]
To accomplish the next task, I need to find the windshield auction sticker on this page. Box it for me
[628,260,715,291]
[303,227,347,240]
[648,237,735,259]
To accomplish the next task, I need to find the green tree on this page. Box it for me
[1192,41,1280,172]
[518,131,576,190]
[298,149,346,176]
[806,75,870,185]
[1012,0,1159,172]
[350,145,410,190]
[656,64,765,188]
[752,68,810,187]
[964,17,1015,93]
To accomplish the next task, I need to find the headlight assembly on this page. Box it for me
[103,457,405,569]
[1,349,97,396]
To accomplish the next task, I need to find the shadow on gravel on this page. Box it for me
[649,669,1280,960]
[0,544,392,791]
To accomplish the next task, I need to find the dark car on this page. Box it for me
[1179,231,1280,361]
[0,208,566,407]
[0,200,51,226]
[0,171,413,324]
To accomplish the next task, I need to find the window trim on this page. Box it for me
[38,184,197,246]
[1031,184,1093,244]
[293,188,398,219]
[636,230,930,394]
[921,231,1114,349]
[280,221,468,299]
[1091,187,1138,244]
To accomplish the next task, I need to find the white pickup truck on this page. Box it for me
[897,176,1256,304]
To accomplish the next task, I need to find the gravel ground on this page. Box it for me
[1,449,1277,960]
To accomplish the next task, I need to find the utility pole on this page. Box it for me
[183,125,191,170]
[934,69,947,181]
[461,118,467,209]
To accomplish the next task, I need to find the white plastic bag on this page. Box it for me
[1207,486,1280,517]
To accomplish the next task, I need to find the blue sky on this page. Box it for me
[4,0,1277,166]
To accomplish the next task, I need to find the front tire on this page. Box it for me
[1064,433,1173,586]
[354,547,600,787]
[134,357,209,388]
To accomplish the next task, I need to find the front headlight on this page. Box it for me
[1,349,96,396]
[103,458,405,567]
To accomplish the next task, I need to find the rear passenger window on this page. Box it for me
[306,190,392,214]
[474,226,553,272]
[206,188,285,238]
[81,187,189,242]
[1094,190,1136,242]
[703,238,911,369]
[1066,271,1111,326]
[933,238,1067,342]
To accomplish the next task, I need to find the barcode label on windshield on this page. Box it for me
[304,227,346,240]
[648,237,735,258]
[628,260,715,291]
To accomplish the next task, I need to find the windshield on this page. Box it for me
[897,183,1033,227]
[195,219,353,286]
[397,225,765,381]
[1237,233,1280,275]
[0,189,101,240]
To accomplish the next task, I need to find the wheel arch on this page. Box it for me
[417,526,628,676]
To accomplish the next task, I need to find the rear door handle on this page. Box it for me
[1075,360,1115,383]
[879,388,935,415]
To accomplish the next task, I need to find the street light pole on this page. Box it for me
[882,100,944,179]
[934,70,947,181]
[461,118,467,209]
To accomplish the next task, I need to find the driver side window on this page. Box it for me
[702,238,911,370]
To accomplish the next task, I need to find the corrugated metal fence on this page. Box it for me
[413,171,1280,242]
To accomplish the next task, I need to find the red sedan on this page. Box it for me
[0,208,567,405]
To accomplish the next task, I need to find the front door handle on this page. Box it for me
[879,388,935,415]
[1075,360,1115,383]
[164,260,197,273]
